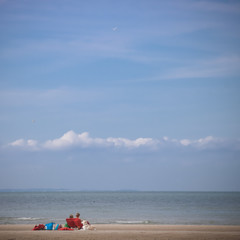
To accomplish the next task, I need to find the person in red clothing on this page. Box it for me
[74,212,83,230]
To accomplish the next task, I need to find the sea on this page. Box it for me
[0,191,240,225]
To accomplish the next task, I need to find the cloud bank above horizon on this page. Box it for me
[7,130,240,152]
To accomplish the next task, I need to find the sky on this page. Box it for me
[0,0,240,191]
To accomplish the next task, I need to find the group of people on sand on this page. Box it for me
[65,212,95,230]
[33,212,95,231]
[67,212,81,222]
[65,212,82,229]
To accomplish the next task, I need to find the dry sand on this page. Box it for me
[0,224,240,240]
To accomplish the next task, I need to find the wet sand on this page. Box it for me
[0,224,240,240]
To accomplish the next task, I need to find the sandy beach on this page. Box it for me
[0,224,240,240]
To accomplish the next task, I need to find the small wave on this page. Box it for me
[17,217,41,221]
[115,220,151,224]
[0,217,43,224]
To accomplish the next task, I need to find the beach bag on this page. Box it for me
[45,222,55,230]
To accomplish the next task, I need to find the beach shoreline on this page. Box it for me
[0,224,240,240]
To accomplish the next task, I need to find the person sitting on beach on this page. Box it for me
[76,212,81,219]
[75,212,83,230]
[64,214,74,228]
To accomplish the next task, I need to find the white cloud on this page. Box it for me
[43,130,158,150]
[6,130,240,152]
[43,131,105,150]
[177,136,240,150]
[9,139,38,151]
[179,136,216,148]
[158,135,240,151]
[106,137,158,148]
[180,139,191,146]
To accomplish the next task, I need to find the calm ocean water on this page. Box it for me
[0,191,240,225]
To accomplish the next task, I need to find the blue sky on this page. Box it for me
[0,0,240,191]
